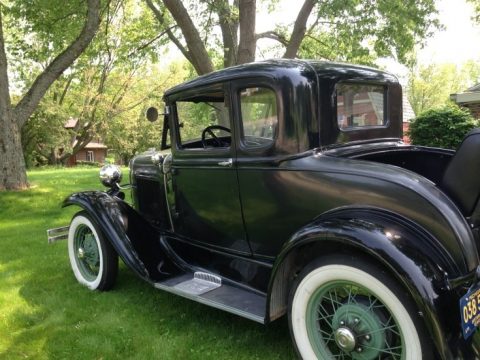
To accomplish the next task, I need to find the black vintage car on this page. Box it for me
[48,59,480,359]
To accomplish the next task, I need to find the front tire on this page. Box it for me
[288,256,430,359]
[68,211,118,291]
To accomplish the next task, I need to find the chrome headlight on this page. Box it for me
[99,165,122,187]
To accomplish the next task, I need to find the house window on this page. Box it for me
[337,83,386,129]
[86,151,94,162]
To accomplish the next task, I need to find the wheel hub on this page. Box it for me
[77,247,85,259]
[334,327,356,352]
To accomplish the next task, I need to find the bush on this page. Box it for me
[408,105,478,149]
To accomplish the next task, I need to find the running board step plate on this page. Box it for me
[173,272,222,295]
[154,272,266,323]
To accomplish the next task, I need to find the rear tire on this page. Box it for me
[68,211,118,291]
[288,256,431,359]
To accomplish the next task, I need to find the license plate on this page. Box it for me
[460,284,480,339]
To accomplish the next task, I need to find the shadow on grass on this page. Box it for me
[1,168,295,359]
[5,265,294,359]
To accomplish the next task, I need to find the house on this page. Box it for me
[65,118,108,166]
[450,83,480,119]
[402,92,416,144]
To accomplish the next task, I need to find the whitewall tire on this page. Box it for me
[288,257,430,360]
[68,211,118,291]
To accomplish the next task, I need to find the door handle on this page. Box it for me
[218,159,233,167]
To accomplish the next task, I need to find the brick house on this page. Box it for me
[450,83,480,120]
[65,118,108,166]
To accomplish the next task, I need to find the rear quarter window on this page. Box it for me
[336,83,386,130]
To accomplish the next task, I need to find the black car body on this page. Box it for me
[50,60,480,359]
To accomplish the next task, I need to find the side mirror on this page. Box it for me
[146,107,159,122]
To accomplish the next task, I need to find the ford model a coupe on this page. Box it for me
[48,59,480,359]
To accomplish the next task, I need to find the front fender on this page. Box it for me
[268,208,468,359]
[63,191,178,282]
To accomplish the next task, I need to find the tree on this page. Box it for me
[144,0,440,75]
[21,1,163,166]
[469,0,480,23]
[0,0,101,190]
[409,105,477,149]
[407,61,480,115]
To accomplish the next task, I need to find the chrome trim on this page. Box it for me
[164,172,175,232]
[47,226,69,244]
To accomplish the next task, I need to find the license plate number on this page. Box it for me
[460,285,480,339]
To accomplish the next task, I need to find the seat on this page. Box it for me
[440,128,480,216]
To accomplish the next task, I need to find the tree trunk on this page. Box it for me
[0,0,101,190]
[237,0,256,64]
[0,111,28,190]
[283,0,316,59]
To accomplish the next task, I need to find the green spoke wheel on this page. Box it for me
[68,211,118,291]
[289,257,431,360]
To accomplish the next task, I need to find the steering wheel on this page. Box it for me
[201,125,231,148]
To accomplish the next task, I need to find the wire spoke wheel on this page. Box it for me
[73,224,101,282]
[68,211,118,291]
[289,259,425,360]
[307,281,403,359]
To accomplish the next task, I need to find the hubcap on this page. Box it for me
[78,247,85,259]
[334,327,356,352]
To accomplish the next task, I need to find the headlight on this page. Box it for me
[99,165,122,187]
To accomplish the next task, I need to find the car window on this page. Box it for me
[239,87,278,147]
[336,83,386,129]
[175,93,231,149]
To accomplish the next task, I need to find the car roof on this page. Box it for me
[163,59,398,98]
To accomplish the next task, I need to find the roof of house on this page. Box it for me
[72,140,108,150]
[451,83,480,104]
[64,118,78,129]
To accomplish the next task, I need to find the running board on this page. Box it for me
[154,272,266,324]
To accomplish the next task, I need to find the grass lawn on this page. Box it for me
[0,167,295,359]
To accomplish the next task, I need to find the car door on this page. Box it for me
[166,83,251,254]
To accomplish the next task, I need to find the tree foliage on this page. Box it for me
[408,105,478,149]
[145,0,441,75]
[407,61,480,115]
[20,1,168,166]
[0,0,101,189]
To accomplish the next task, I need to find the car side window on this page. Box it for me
[336,83,386,129]
[239,87,278,147]
[175,89,231,150]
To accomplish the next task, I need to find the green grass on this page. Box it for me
[0,168,295,359]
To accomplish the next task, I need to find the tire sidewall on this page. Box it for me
[68,213,105,290]
[289,257,424,360]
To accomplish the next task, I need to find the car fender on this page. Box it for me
[267,207,463,359]
[63,191,178,282]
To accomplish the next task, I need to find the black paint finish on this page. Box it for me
[66,60,480,358]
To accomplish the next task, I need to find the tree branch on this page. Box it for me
[145,0,194,65]
[256,31,288,46]
[13,0,101,129]
[283,0,315,59]
[161,0,214,74]
[213,0,238,68]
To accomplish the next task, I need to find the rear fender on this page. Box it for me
[63,191,179,282]
[268,207,464,359]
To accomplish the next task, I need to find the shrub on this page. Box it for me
[408,105,478,149]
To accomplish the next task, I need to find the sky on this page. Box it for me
[378,0,480,80]
[256,0,480,81]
